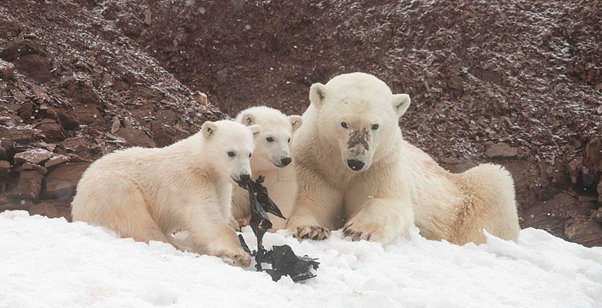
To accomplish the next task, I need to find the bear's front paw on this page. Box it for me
[342,221,382,242]
[221,250,251,267]
[294,226,331,241]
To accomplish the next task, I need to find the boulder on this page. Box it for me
[43,162,90,200]
[485,143,518,159]
[7,170,44,201]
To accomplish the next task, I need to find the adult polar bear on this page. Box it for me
[72,120,260,267]
[287,72,520,245]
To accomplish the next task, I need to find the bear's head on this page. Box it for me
[236,106,302,171]
[200,120,261,183]
[309,72,410,172]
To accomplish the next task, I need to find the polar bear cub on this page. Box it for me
[71,120,261,267]
[231,106,302,230]
[287,72,520,245]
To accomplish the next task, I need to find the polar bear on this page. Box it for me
[287,72,520,245]
[71,120,261,266]
[231,106,303,230]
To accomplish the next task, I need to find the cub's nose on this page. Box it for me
[281,157,292,166]
[346,159,365,171]
[239,174,251,183]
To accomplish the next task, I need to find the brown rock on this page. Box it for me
[12,54,53,83]
[34,119,65,141]
[72,103,103,125]
[60,137,92,160]
[8,170,44,201]
[28,199,71,220]
[0,197,33,211]
[14,148,54,165]
[117,124,156,148]
[193,91,209,106]
[584,137,602,175]
[523,192,577,237]
[155,109,178,125]
[447,76,463,90]
[0,160,10,181]
[485,143,518,158]
[19,162,48,175]
[598,179,602,203]
[43,162,90,200]
[45,154,69,168]
[57,109,80,130]
[144,9,152,26]
[151,122,176,147]
[0,126,35,142]
[0,58,15,79]
[17,101,36,123]
[29,202,60,218]
[564,218,602,247]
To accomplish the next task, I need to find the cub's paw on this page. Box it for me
[237,217,250,229]
[221,250,251,267]
[342,221,382,242]
[293,225,331,240]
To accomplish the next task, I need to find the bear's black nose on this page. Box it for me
[281,157,292,166]
[239,174,251,183]
[346,159,365,171]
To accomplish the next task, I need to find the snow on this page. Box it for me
[1,211,601,308]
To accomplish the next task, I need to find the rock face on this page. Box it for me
[0,1,223,220]
[1,0,601,247]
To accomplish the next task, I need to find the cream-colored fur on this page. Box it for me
[231,106,302,230]
[71,120,261,266]
[398,142,520,245]
[287,72,520,245]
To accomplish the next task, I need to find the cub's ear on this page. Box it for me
[392,94,411,118]
[248,124,262,138]
[289,115,303,132]
[202,121,217,138]
[240,112,255,126]
[309,83,327,108]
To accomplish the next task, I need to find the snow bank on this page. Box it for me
[0,211,600,308]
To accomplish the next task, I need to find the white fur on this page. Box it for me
[231,106,302,230]
[71,120,261,266]
[287,72,520,245]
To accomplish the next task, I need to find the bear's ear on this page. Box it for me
[241,112,255,126]
[392,94,411,118]
[202,121,217,139]
[289,115,303,132]
[309,83,327,108]
[248,124,262,139]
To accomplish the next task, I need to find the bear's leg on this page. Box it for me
[287,179,343,241]
[74,172,178,248]
[456,164,520,244]
[343,197,414,245]
[184,209,251,267]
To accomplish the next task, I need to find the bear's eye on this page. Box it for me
[341,122,348,129]
[371,124,379,130]
[266,137,274,142]
[287,138,291,143]
[227,151,236,157]
[249,153,252,158]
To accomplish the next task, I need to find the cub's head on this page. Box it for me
[236,106,302,170]
[310,72,410,172]
[200,120,261,183]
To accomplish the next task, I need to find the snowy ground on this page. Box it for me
[1,211,601,308]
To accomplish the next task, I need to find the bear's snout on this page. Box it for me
[280,157,292,166]
[346,159,365,171]
[237,174,251,183]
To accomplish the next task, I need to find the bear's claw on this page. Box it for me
[221,250,251,267]
[342,223,375,242]
[295,226,330,241]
